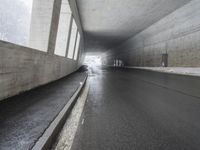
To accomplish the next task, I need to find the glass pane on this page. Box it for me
[67,19,77,59]
[74,32,80,60]
[0,0,33,46]
[54,0,71,57]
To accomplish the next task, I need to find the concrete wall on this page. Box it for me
[0,41,77,101]
[102,0,200,67]
[0,0,85,101]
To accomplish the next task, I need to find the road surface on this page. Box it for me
[71,67,200,150]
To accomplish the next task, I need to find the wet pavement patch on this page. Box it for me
[0,71,87,150]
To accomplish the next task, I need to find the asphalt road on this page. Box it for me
[0,71,87,150]
[71,67,200,150]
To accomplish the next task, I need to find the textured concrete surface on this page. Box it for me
[47,0,62,54]
[55,0,72,57]
[76,0,191,52]
[0,71,87,150]
[29,0,54,51]
[0,41,78,101]
[102,0,200,67]
[128,67,200,77]
[71,67,200,150]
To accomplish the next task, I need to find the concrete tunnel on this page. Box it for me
[1,0,200,149]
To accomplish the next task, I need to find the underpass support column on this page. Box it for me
[29,0,62,55]
[47,0,62,55]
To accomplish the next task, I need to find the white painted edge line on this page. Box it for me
[53,82,90,150]
[31,75,88,150]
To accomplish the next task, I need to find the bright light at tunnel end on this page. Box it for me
[84,55,102,67]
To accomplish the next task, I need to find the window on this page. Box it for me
[74,32,80,60]
[0,0,33,46]
[67,19,77,59]
[0,0,53,52]
[54,0,72,57]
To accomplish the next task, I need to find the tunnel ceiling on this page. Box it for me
[76,0,191,53]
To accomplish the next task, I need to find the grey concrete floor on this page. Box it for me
[0,71,87,150]
[71,67,200,150]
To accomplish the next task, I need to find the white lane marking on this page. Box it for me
[52,82,90,150]
[81,118,85,125]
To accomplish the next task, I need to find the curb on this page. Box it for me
[102,65,200,78]
[31,75,88,150]
[124,66,200,78]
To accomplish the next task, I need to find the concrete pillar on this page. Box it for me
[54,0,72,57]
[72,30,78,59]
[29,0,55,52]
[47,0,62,55]
[65,15,73,57]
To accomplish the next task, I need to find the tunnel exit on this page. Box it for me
[84,55,102,67]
